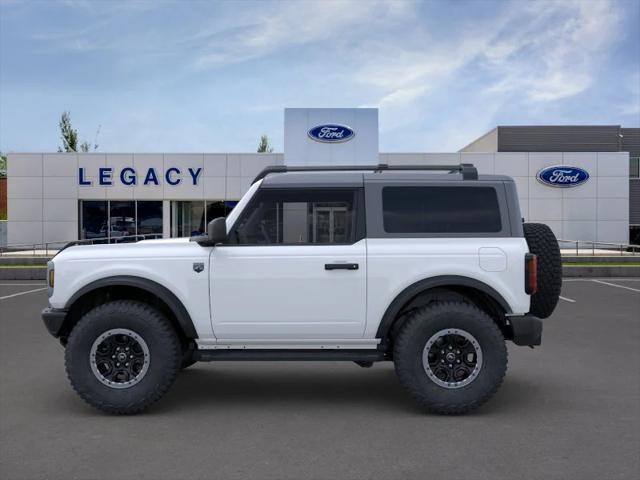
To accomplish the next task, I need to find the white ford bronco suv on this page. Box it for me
[42,163,562,415]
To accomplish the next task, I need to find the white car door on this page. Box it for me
[210,187,367,340]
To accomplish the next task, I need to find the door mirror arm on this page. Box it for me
[192,217,227,246]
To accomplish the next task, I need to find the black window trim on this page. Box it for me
[224,187,366,247]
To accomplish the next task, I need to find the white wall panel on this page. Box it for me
[494,153,528,177]
[43,153,77,177]
[597,177,629,198]
[203,176,226,199]
[8,177,42,199]
[43,199,77,222]
[226,154,241,176]
[528,152,563,176]
[203,154,227,176]
[597,152,628,177]
[563,221,596,241]
[563,198,597,221]
[43,177,77,199]
[7,221,42,245]
[44,221,77,243]
[561,152,597,173]
[529,177,562,199]
[226,177,242,199]
[9,198,43,221]
[597,221,629,243]
[8,154,42,177]
[597,198,629,221]
[529,198,563,221]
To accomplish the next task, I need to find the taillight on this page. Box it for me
[525,253,537,295]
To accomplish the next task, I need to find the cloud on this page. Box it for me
[192,1,412,69]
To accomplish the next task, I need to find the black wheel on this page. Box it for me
[523,222,562,319]
[65,300,182,414]
[393,301,507,415]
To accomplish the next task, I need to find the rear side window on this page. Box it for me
[382,186,502,233]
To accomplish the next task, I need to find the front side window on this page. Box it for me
[382,186,502,234]
[230,189,359,245]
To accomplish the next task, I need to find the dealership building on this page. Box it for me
[5,109,640,247]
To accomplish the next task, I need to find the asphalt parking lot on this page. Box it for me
[1,280,638,480]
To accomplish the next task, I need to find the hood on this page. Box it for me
[54,236,206,262]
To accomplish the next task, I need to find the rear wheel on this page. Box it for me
[65,300,182,414]
[393,301,507,415]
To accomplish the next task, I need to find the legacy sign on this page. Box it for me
[536,165,589,188]
[78,166,203,186]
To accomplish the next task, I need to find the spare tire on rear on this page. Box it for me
[523,223,562,319]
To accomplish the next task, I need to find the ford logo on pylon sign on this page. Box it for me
[537,165,590,188]
[308,124,355,143]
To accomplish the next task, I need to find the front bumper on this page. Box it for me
[42,307,68,338]
[509,314,542,346]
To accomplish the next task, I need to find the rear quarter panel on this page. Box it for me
[364,237,530,338]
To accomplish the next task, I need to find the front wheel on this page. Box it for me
[393,301,507,415]
[65,300,182,414]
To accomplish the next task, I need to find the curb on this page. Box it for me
[562,265,640,278]
[0,268,47,280]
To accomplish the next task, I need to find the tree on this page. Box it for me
[58,112,78,152]
[257,134,274,153]
[58,112,100,152]
[0,152,6,176]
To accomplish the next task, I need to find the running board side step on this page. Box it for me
[194,349,385,362]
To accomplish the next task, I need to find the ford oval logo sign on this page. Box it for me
[537,165,589,188]
[308,124,355,143]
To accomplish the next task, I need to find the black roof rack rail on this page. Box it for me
[252,163,478,184]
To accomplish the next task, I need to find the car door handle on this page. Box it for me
[325,263,359,271]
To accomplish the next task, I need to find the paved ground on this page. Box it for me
[0,279,638,480]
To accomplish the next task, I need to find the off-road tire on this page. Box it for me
[65,300,182,414]
[394,301,507,415]
[523,222,561,319]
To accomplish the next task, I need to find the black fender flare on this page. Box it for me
[375,275,512,341]
[65,275,198,338]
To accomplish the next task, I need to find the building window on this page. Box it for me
[630,157,640,179]
[170,200,237,238]
[137,201,163,235]
[382,186,502,233]
[79,200,163,241]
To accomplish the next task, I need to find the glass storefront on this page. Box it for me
[79,200,163,241]
[170,200,236,237]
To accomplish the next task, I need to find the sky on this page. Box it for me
[0,0,639,153]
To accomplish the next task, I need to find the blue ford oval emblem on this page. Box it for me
[537,165,589,188]
[308,124,355,143]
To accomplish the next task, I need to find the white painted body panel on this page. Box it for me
[209,240,367,339]
[363,238,530,339]
[49,238,215,338]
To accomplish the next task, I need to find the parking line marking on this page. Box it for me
[0,283,46,286]
[559,296,576,303]
[0,287,47,301]
[591,280,640,293]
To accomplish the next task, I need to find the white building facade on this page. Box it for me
[6,108,630,246]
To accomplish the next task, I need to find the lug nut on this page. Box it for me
[111,355,115,359]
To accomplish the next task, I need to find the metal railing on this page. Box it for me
[557,239,640,256]
[0,233,164,256]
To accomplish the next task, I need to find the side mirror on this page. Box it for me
[207,217,227,244]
